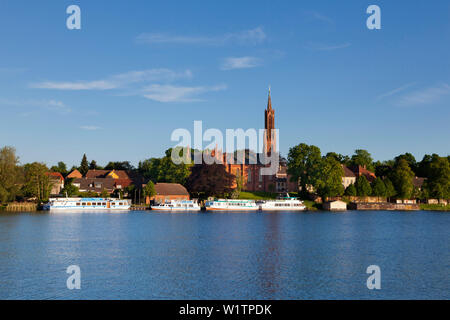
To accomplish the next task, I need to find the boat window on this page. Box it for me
[82,203,86,206]
[102,203,106,206]
[119,203,123,206]
[87,202,91,206]
[76,203,80,206]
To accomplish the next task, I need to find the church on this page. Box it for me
[209,89,298,193]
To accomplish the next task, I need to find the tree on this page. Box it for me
[186,163,235,199]
[390,159,415,199]
[287,143,322,196]
[350,149,374,171]
[60,178,79,197]
[384,178,396,200]
[395,153,417,174]
[0,146,21,203]
[50,161,68,176]
[315,157,344,199]
[22,162,51,202]
[355,175,372,197]
[105,161,134,171]
[138,148,192,185]
[100,189,110,198]
[423,156,450,199]
[143,181,156,198]
[325,152,350,165]
[344,184,357,196]
[371,178,386,197]
[80,154,89,176]
[89,160,99,170]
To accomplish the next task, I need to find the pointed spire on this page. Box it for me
[267,85,272,110]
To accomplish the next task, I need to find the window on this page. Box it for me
[76,203,80,206]
[87,202,91,206]
[82,203,86,206]
[259,168,263,182]
[102,203,106,206]
[95,183,102,188]
[247,170,252,182]
[119,202,123,206]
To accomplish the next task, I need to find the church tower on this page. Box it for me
[264,87,275,154]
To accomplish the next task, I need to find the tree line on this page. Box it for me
[1,144,449,205]
[287,143,449,200]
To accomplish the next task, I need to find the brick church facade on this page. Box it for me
[208,90,298,193]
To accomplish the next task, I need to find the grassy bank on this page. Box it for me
[238,191,277,200]
[420,204,450,211]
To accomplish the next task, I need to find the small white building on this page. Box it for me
[323,200,347,211]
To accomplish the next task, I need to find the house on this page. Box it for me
[85,169,137,189]
[323,200,347,211]
[72,178,116,194]
[149,183,190,204]
[342,165,356,188]
[66,169,82,179]
[413,177,426,190]
[45,172,65,195]
[348,165,377,182]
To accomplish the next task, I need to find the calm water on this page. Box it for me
[0,210,448,300]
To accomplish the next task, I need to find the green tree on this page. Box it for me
[22,162,51,202]
[143,181,156,198]
[80,154,89,176]
[371,178,386,197]
[105,161,134,171]
[138,148,192,185]
[100,189,110,198]
[287,143,322,196]
[89,160,99,170]
[390,159,415,199]
[315,157,344,199]
[325,152,350,165]
[344,183,357,196]
[350,149,374,171]
[355,175,372,197]
[50,161,68,176]
[395,153,417,174]
[60,178,79,197]
[383,178,396,200]
[423,156,450,199]
[0,146,21,203]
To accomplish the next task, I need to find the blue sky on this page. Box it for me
[0,0,449,167]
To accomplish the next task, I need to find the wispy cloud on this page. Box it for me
[30,69,192,91]
[304,42,351,51]
[221,56,262,70]
[377,82,417,100]
[142,84,227,102]
[395,83,450,107]
[307,11,334,24]
[0,98,71,114]
[80,125,102,131]
[136,27,266,46]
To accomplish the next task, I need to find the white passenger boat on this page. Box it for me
[151,200,201,212]
[43,197,131,211]
[204,199,258,211]
[258,197,306,211]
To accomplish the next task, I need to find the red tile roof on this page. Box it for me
[155,183,189,196]
[46,172,64,182]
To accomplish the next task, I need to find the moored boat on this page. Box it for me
[43,197,131,211]
[204,199,258,211]
[151,200,201,212]
[258,198,306,211]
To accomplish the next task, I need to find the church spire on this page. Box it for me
[267,85,272,110]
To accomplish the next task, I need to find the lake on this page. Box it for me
[0,210,448,299]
